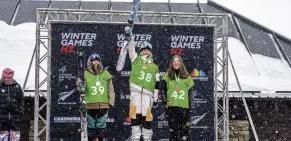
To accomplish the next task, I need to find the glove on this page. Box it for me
[153,89,159,102]
[165,101,171,109]
[76,77,85,93]
[79,82,85,93]
[152,89,160,108]
[153,101,159,108]
[124,26,132,41]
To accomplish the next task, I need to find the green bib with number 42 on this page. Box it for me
[162,73,194,108]
[84,70,112,104]
[129,56,159,92]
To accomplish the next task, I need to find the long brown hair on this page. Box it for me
[166,55,190,80]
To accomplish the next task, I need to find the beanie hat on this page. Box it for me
[2,68,14,78]
[89,53,101,62]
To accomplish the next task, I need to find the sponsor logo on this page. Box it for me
[121,71,131,77]
[106,117,115,123]
[170,48,184,55]
[125,137,131,141]
[120,94,130,100]
[59,65,66,73]
[157,112,166,121]
[191,68,208,81]
[61,33,96,46]
[191,90,207,105]
[170,35,204,49]
[190,113,208,129]
[59,65,75,82]
[169,35,205,55]
[60,32,96,53]
[157,112,168,128]
[58,89,76,104]
[61,45,75,53]
[191,90,198,98]
[159,72,166,77]
[53,116,81,123]
[116,34,152,54]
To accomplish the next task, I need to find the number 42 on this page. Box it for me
[172,90,185,100]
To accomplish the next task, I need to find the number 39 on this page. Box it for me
[91,86,104,95]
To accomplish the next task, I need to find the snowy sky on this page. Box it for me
[213,0,291,39]
[39,0,291,39]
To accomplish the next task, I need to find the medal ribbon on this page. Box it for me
[96,74,101,86]
[96,74,99,81]
[175,73,180,92]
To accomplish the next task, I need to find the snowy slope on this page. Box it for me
[0,21,36,90]
[0,21,291,92]
[226,37,291,91]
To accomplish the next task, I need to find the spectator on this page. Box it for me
[0,68,24,141]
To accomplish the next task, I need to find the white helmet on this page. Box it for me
[139,41,152,52]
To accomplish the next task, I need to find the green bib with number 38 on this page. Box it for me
[84,70,112,104]
[129,56,159,92]
[162,73,194,108]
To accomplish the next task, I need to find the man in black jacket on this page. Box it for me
[0,68,24,141]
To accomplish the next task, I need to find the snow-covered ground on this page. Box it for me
[0,20,291,92]
[227,37,291,91]
[0,21,36,89]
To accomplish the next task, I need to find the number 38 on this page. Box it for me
[138,71,152,82]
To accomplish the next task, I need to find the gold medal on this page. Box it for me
[96,81,101,86]
[142,64,147,69]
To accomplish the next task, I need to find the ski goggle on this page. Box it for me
[140,41,152,51]
[4,71,14,75]
[90,53,101,62]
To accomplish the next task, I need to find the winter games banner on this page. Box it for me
[49,22,215,141]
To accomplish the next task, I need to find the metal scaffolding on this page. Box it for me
[35,8,228,141]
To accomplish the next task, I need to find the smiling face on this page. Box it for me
[3,77,13,85]
[91,60,100,66]
[172,57,181,70]
[140,48,151,57]
[167,55,190,80]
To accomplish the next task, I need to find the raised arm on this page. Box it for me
[127,37,138,62]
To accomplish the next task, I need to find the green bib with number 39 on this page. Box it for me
[162,73,194,108]
[129,56,159,92]
[84,70,112,104]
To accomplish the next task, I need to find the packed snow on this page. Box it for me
[226,37,291,91]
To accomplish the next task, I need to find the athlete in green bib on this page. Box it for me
[159,55,195,141]
[126,36,160,141]
[77,53,115,141]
